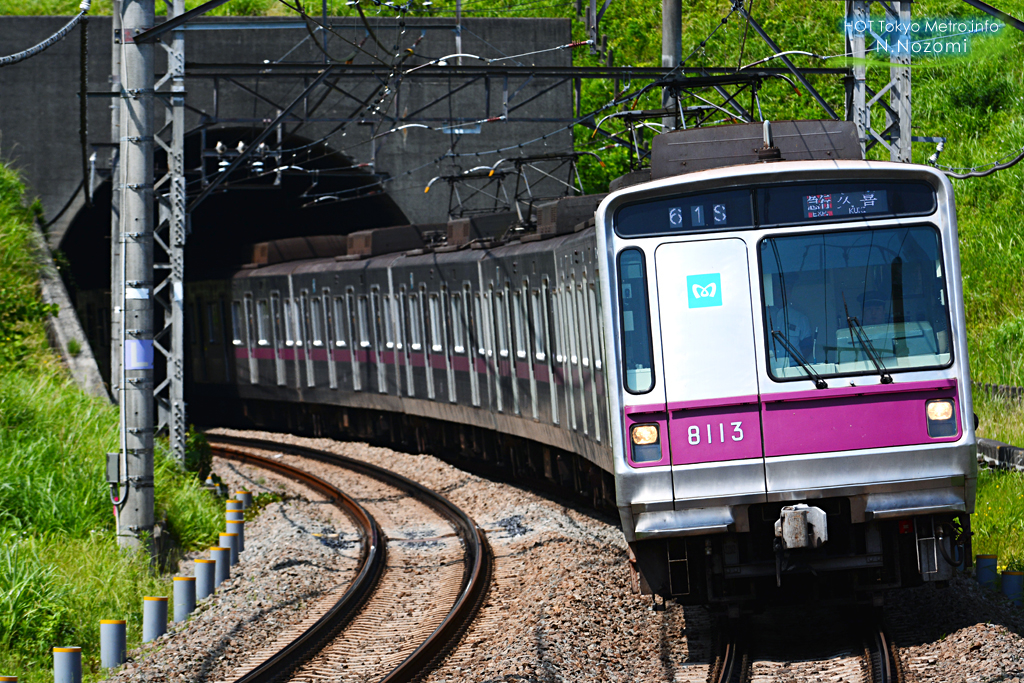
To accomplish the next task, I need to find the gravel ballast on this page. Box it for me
[105,429,1024,682]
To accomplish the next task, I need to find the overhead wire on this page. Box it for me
[186,1,739,207]
[939,145,1024,178]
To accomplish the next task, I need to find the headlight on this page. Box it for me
[926,399,957,437]
[631,424,659,445]
[926,400,954,421]
[630,424,662,463]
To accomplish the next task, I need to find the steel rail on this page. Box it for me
[210,444,386,683]
[208,434,492,683]
[711,628,749,683]
[866,621,902,683]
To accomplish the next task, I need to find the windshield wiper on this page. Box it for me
[771,330,828,389]
[843,295,894,384]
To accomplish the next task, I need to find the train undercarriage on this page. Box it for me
[628,505,972,607]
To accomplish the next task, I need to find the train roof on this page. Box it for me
[231,227,595,280]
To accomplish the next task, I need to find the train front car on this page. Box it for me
[598,159,976,605]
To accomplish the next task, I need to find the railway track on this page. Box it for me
[710,610,903,683]
[208,434,491,683]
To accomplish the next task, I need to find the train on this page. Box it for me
[187,120,977,606]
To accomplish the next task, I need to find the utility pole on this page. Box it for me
[661,0,681,129]
[110,0,122,396]
[117,0,156,554]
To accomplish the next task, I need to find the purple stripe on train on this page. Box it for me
[761,379,960,457]
[621,379,962,469]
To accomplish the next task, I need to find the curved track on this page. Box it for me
[209,434,491,683]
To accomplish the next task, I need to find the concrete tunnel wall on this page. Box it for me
[0,15,574,251]
[0,15,573,394]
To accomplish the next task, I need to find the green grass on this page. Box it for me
[0,165,224,683]
[973,468,1024,572]
[969,393,1024,570]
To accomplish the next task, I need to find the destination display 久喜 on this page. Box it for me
[803,190,889,218]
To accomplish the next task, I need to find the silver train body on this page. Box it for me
[598,160,975,603]
[189,158,975,604]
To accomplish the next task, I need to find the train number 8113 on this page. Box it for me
[687,422,744,445]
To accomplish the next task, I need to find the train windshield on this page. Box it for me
[760,226,952,382]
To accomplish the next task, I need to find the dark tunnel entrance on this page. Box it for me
[60,127,408,386]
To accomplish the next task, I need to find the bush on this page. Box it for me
[0,535,70,660]
[184,427,213,481]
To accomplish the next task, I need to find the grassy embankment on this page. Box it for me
[0,166,223,681]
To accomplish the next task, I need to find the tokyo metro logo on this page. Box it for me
[686,273,722,308]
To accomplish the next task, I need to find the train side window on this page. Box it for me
[429,293,443,352]
[207,303,218,344]
[345,292,358,353]
[513,290,528,360]
[618,248,654,393]
[474,293,486,356]
[357,296,370,348]
[245,295,258,344]
[256,299,271,346]
[231,301,244,346]
[576,284,589,367]
[494,291,509,358]
[451,293,466,354]
[370,290,383,349]
[409,292,423,351]
[551,288,564,363]
[332,297,347,347]
[565,284,578,365]
[311,297,324,346]
[531,288,546,361]
[299,293,311,348]
[283,299,295,346]
[383,294,395,349]
[396,288,407,351]
[188,304,197,345]
[321,288,333,349]
[270,294,282,346]
[588,284,602,370]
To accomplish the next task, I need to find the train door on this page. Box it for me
[472,289,490,409]
[320,290,338,390]
[512,284,536,417]
[241,295,258,384]
[370,289,387,394]
[653,238,767,506]
[538,280,557,424]
[382,292,398,395]
[299,291,315,388]
[331,295,350,390]
[270,293,285,386]
[462,284,481,407]
[398,287,414,397]
[346,290,361,391]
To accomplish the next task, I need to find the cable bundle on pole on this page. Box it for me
[0,0,91,68]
